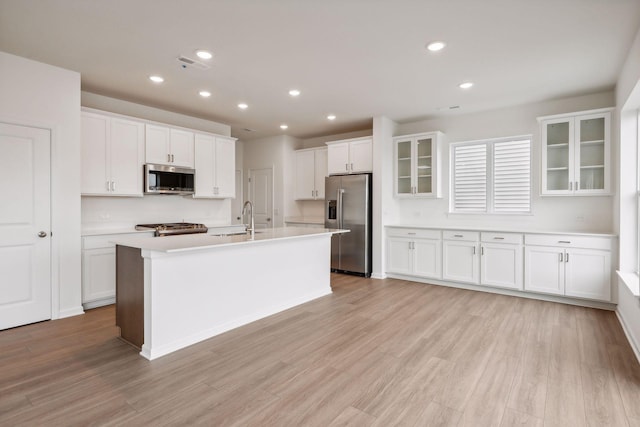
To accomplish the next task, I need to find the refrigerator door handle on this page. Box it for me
[336,188,343,229]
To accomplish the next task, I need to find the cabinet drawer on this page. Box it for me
[387,228,441,240]
[442,230,480,242]
[481,232,523,245]
[524,234,612,250]
[83,232,152,250]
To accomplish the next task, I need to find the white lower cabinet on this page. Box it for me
[386,229,442,279]
[480,232,523,290]
[386,227,613,303]
[443,231,479,284]
[524,234,612,301]
[82,232,154,308]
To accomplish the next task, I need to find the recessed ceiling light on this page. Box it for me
[327,114,336,121]
[426,41,446,52]
[459,82,474,89]
[195,50,213,60]
[238,103,248,110]
[288,89,301,97]
[199,90,211,98]
[280,124,288,130]
[149,75,164,83]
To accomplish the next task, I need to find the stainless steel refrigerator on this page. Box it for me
[325,173,372,277]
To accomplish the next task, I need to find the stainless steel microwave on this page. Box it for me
[144,164,195,195]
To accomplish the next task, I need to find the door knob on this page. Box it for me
[266,218,271,222]
[236,216,241,220]
[38,231,47,238]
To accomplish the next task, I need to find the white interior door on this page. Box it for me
[249,167,273,229]
[0,122,51,330]
[231,169,243,224]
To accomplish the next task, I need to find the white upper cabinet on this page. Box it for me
[81,111,144,197]
[393,132,443,198]
[294,147,327,200]
[145,124,194,168]
[539,108,612,196]
[194,134,236,199]
[326,137,372,175]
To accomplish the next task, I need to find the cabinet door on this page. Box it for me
[395,138,413,196]
[314,148,328,199]
[214,137,236,198]
[349,138,372,172]
[295,150,316,200]
[415,136,434,195]
[541,118,574,195]
[386,237,412,275]
[524,246,564,295]
[194,134,215,198]
[170,128,194,168]
[480,243,523,290]
[443,240,479,284]
[413,238,442,279]
[574,112,610,195]
[327,142,350,175]
[565,248,611,301]
[82,248,116,303]
[109,118,144,196]
[145,124,171,165]
[81,112,110,195]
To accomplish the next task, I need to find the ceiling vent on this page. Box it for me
[176,56,210,70]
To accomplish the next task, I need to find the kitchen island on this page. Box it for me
[113,227,347,360]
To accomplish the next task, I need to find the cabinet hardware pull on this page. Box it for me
[111,181,115,191]
[167,154,171,162]
[172,154,175,162]
[481,246,484,255]
[565,253,569,263]
[345,163,349,171]
[473,246,476,255]
[493,237,504,240]
[106,181,110,191]
[558,240,571,244]
[407,232,416,235]
[576,181,579,191]
[454,234,463,237]
[569,182,573,191]
[559,253,563,262]
[351,163,354,171]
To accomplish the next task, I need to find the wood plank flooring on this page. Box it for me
[1,274,639,426]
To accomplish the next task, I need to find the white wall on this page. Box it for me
[301,128,372,149]
[388,91,616,233]
[79,93,235,230]
[242,135,303,227]
[0,51,82,318]
[615,26,640,361]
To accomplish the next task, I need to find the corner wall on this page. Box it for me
[0,51,82,318]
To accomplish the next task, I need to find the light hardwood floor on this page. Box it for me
[1,274,639,426]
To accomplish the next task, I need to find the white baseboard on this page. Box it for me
[370,272,387,280]
[615,309,640,365]
[83,297,115,310]
[57,305,85,319]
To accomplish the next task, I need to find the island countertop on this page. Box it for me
[112,226,348,253]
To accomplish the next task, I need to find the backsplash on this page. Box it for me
[81,196,232,231]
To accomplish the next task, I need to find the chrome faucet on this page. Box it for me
[242,200,255,238]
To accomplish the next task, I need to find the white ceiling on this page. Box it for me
[1,0,639,140]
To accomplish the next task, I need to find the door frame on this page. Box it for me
[1,116,60,319]
[247,166,275,228]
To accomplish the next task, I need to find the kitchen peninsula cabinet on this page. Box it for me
[539,108,612,196]
[294,147,327,200]
[145,124,194,168]
[194,134,236,198]
[81,111,145,196]
[393,132,443,198]
[326,137,372,175]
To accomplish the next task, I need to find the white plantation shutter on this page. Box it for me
[453,144,487,212]
[493,139,531,213]
[451,137,531,214]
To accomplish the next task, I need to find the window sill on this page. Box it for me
[617,270,640,297]
[447,211,534,217]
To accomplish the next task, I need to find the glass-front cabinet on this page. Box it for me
[540,109,611,196]
[393,131,443,198]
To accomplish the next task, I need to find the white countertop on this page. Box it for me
[386,224,617,238]
[112,227,347,253]
[284,216,325,225]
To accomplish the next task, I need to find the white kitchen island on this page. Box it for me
[112,227,346,360]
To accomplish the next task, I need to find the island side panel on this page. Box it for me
[116,245,144,348]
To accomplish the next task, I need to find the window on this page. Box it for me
[451,136,531,214]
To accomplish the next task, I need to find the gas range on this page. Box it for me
[135,222,208,237]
